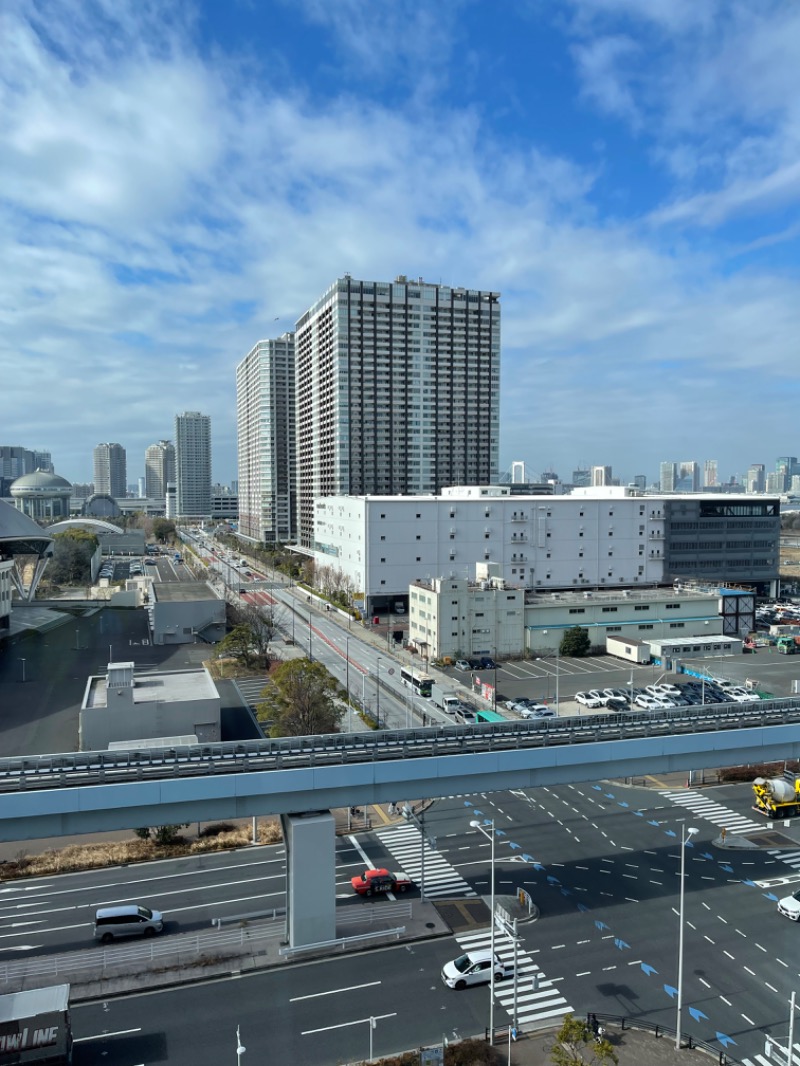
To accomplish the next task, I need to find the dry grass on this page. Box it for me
[1,821,283,881]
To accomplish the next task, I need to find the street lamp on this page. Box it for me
[19,659,26,683]
[376,656,383,729]
[676,824,699,1050]
[345,635,351,728]
[236,1025,245,1062]
[470,818,496,1043]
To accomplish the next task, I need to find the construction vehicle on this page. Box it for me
[753,774,800,818]
[776,636,800,654]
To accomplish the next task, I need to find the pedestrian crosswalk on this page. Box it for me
[741,1045,800,1066]
[767,847,800,872]
[453,927,573,1028]
[658,790,765,835]
[375,823,477,898]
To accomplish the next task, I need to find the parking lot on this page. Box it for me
[439,648,800,719]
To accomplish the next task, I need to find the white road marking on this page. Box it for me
[291,981,381,1002]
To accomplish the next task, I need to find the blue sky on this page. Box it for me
[3,0,800,488]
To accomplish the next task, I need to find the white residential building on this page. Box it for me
[144,440,175,504]
[295,274,501,547]
[175,412,211,518]
[236,335,296,544]
[93,443,127,499]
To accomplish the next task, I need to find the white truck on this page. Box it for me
[431,684,462,714]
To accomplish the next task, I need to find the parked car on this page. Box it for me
[575,692,604,709]
[454,660,471,671]
[480,658,497,670]
[604,696,630,711]
[518,704,554,719]
[635,694,664,710]
[441,949,509,990]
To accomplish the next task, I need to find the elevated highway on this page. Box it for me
[0,698,798,842]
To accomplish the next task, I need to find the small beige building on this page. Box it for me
[80,661,221,751]
[149,581,226,645]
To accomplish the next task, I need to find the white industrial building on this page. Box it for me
[313,485,779,617]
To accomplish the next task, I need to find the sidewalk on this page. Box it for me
[494,1023,720,1066]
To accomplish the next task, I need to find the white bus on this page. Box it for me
[400,667,433,698]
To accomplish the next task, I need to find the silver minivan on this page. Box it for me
[94,904,163,944]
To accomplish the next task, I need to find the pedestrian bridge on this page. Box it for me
[0,698,798,842]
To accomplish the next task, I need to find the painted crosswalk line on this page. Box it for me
[658,790,764,835]
[376,823,477,898]
[452,927,573,1029]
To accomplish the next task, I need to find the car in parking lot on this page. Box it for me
[441,949,509,990]
[144,558,158,565]
[575,691,604,709]
[604,696,630,711]
[517,703,553,719]
[480,657,497,670]
[454,660,470,671]
[635,694,666,710]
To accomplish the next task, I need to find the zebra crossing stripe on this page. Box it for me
[376,824,477,898]
[658,790,764,834]
[768,849,800,871]
[452,927,573,1028]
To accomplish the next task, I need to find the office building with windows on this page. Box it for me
[93,443,127,499]
[145,440,176,504]
[175,412,211,518]
[236,335,296,544]
[294,275,501,547]
[660,461,677,493]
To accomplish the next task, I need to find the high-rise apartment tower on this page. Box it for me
[236,335,296,544]
[660,461,677,493]
[175,412,211,517]
[144,440,176,502]
[703,459,718,488]
[294,275,500,546]
[93,443,127,498]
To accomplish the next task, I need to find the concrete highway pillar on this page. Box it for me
[281,810,335,947]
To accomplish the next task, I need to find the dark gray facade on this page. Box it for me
[663,497,780,594]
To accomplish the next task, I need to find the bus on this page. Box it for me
[400,667,433,698]
[475,709,507,723]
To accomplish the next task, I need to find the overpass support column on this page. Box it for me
[281,810,335,948]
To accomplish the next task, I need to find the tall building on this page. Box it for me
[294,274,501,547]
[144,440,176,502]
[572,468,591,488]
[591,465,612,486]
[766,471,787,494]
[93,443,127,498]
[632,475,646,490]
[660,461,677,493]
[703,459,718,488]
[747,463,766,494]
[175,412,211,517]
[677,461,700,493]
[236,335,296,544]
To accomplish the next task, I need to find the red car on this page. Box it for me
[350,868,413,897]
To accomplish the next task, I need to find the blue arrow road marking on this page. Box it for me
[742,879,756,887]
[547,875,561,885]
[463,800,474,807]
[618,801,629,808]
[614,938,630,951]
[577,903,591,913]
[533,862,545,871]
[521,854,534,863]
[594,921,610,931]
[716,1032,737,1049]
[494,828,507,837]
[648,820,660,827]
[763,892,779,902]
[665,829,677,838]
[720,864,733,873]
[593,785,602,791]
[688,1007,708,1022]
[701,852,714,860]
[640,963,658,976]
[508,842,521,850]
[604,793,615,799]
[633,810,644,817]
[663,984,678,999]
[560,888,572,897]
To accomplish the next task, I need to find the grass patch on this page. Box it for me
[1,822,283,881]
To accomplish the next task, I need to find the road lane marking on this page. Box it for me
[291,981,381,1002]
[302,1013,397,1036]
[766,982,779,994]
[73,1029,142,1043]
[720,996,731,1006]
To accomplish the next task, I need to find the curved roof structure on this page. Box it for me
[10,470,72,500]
[47,518,124,535]
[0,499,54,601]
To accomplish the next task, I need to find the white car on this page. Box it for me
[778,890,800,920]
[635,694,664,710]
[441,949,509,989]
[519,704,555,719]
[655,683,681,697]
[575,692,604,709]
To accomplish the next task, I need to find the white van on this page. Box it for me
[94,904,163,944]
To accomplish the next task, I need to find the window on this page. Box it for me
[665,603,681,610]
[638,624,654,630]
[380,535,386,541]
[601,607,618,613]
[416,513,421,519]
[416,535,421,540]
[634,605,649,612]
[606,625,622,632]
[568,608,585,614]
[380,557,386,563]
[669,622,685,629]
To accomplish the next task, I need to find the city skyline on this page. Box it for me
[4,4,800,484]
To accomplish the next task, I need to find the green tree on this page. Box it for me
[46,530,99,584]
[217,624,258,667]
[228,601,275,663]
[265,658,343,737]
[152,518,176,543]
[560,626,591,658]
[550,1015,618,1066]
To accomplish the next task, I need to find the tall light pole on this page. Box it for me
[471,818,496,1044]
[676,823,699,1050]
[19,659,26,683]
[376,656,383,729]
[345,635,351,727]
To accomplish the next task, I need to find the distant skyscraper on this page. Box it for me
[677,461,700,492]
[660,461,677,492]
[145,440,176,502]
[766,471,787,494]
[746,463,766,494]
[31,451,53,473]
[572,468,590,488]
[591,465,612,486]
[175,412,211,517]
[294,274,501,547]
[633,474,646,490]
[236,335,296,544]
[93,443,127,498]
[703,459,718,488]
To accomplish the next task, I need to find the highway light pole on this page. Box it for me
[376,656,383,729]
[676,823,699,1050]
[471,818,496,1044]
